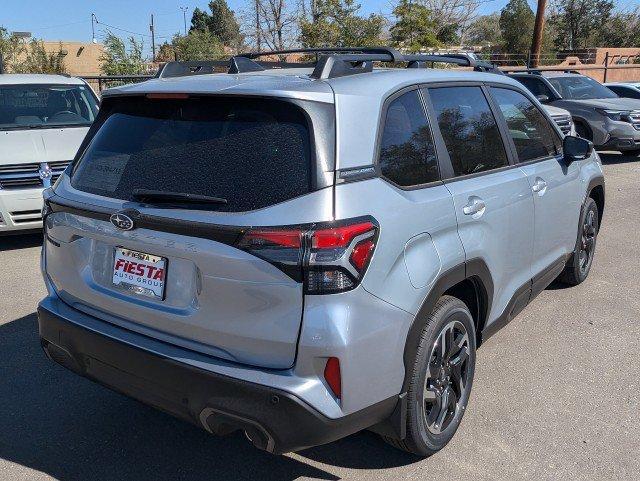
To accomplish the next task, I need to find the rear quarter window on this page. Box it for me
[71,96,313,212]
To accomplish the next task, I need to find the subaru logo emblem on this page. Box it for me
[110,212,135,231]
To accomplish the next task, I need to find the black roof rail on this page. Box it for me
[158,60,231,78]
[156,48,503,80]
[237,47,404,63]
[500,68,543,75]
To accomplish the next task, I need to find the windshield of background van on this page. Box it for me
[71,97,313,212]
[0,84,98,130]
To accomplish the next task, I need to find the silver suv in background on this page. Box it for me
[0,74,99,233]
[38,48,605,456]
[509,71,640,155]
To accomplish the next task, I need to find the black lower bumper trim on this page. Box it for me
[37,303,396,454]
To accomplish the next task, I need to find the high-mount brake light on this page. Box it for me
[145,93,190,99]
[236,218,378,294]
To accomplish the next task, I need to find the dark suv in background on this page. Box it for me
[509,71,640,155]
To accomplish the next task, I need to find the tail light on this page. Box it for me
[236,217,378,294]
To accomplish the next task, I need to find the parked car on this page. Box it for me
[509,71,640,155]
[38,49,605,457]
[0,74,98,233]
[604,82,640,100]
[543,104,575,136]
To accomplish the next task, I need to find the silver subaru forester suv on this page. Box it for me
[38,48,605,456]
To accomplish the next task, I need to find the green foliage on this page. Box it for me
[390,0,439,51]
[549,0,614,49]
[599,10,640,48]
[0,27,24,71]
[190,0,243,49]
[465,13,502,47]
[171,30,224,61]
[436,23,460,45]
[0,28,66,74]
[100,32,146,75]
[12,40,67,74]
[499,0,535,55]
[299,0,385,48]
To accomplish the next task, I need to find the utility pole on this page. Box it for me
[180,6,189,35]
[91,13,97,43]
[530,0,547,68]
[150,14,156,61]
[255,0,261,51]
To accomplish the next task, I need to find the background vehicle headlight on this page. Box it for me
[596,109,632,122]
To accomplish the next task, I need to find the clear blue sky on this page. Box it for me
[2,0,631,56]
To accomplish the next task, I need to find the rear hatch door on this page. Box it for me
[44,94,335,369]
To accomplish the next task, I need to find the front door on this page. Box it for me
[489,86,582,284]
[425,85,535,325]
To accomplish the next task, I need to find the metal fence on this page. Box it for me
[80,51,640,94]
[81,75,155,93]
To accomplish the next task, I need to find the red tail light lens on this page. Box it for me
[237,229,305,281]
[324,357,341,399]
[237,217,378,294]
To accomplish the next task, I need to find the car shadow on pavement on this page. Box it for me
[0,233,42,252]
[0,313,419,481]
[598,152,640,165]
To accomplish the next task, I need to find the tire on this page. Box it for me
[383,295,476,456]
[558,197,599,286]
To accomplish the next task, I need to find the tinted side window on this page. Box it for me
[516,77,554,99]
[428,86,508,177]
[490,87,562,162]
[378,90,439,186]
[609,86,640,99]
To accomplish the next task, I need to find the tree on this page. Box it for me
[0,27,25,71]
[190,0,244,50]
[12,40,66,74]
[1,29,66,74]
[599,9,640,48]
[299,0,384,48]
[499,0,535,54]
[172,30,224,61]
[465,13,502,47]
[421,0,482,40]
[100,32,146,75]
[549,0,614,49]
[390,0,439,51]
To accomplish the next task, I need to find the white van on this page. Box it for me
[0,74,98,233]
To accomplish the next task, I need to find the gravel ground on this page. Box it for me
[0,153,638,481]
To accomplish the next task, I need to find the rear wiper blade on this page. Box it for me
[132,189,228,205]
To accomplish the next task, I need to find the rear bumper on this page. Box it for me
[0,188,43,232]
[37,300,396,454]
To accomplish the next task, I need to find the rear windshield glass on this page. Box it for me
[71,96,313,212]
[0,84,98,130]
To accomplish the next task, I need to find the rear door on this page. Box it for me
[44,94,335,369]
[425,85,535,324]
[489,86,581,290]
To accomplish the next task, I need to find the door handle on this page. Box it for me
[463,197,486,216]
[532,178,547,194]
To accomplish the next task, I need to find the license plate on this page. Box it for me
[112,247,167,299]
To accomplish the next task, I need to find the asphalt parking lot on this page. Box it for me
[1,153,639,481]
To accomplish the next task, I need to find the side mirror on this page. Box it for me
[564,135,593,163]
[536,94,550,103]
